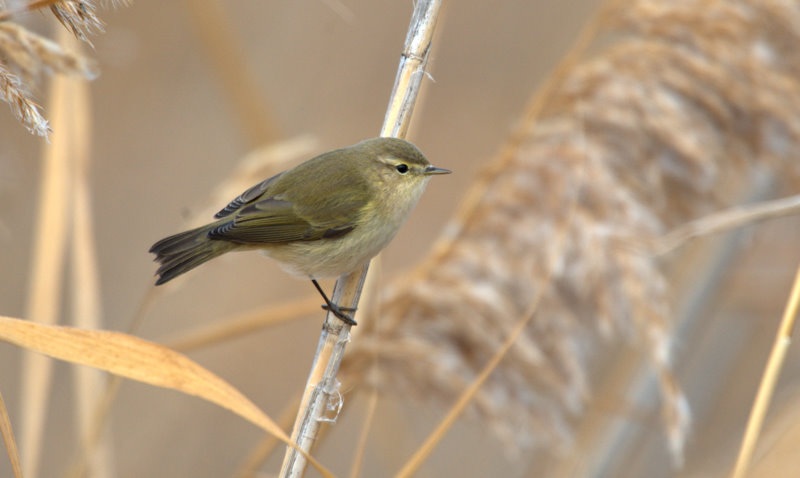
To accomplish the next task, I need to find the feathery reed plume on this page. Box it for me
[0,0,121,135]
[341,0,800,464]
[0,23,98,79]
[49,1,104,44]
[0,62,49,135]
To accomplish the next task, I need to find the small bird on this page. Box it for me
[149,137,450,324]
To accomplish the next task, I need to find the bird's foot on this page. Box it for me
[321,303,358,325]
[311,278,357,325]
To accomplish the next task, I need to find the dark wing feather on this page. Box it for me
[209,199,312,243]
[214,172,285,218]
[210,151,373,245]
[208,197,360,244]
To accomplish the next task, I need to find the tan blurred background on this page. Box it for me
[2,1,800,477]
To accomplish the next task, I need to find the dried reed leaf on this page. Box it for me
[748,388,800,478]
[0,315,334,477]
[3,316,274,432]
[342,0,800,465]
[0,390,22,478]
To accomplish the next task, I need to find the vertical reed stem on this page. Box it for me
[278,2,443,476]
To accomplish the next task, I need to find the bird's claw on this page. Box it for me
[321,303,358,325]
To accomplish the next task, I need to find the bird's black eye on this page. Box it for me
[395,163,409,174]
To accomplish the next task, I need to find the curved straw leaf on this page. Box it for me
[0,315,333,477]
[0,390,22,478]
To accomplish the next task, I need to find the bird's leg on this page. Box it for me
[311,279,357,325]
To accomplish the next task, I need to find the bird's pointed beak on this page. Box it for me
[424,165,452,175]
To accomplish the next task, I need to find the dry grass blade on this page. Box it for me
[0,390,22,478]
[745,395,800,477]
[0,315,334,478]
[730,265,800,478]
[653,194,800,255]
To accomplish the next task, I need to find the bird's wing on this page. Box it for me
[207,194,363,244]
[214,172,285,218]
[210,154,372,244]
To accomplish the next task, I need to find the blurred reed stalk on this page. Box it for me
[60,28,115,478]
[233,395,301,478]
[278,1,443,476]
[18,33,74,478]
[1,3,121,477]
[186,0,282,147]
[347,387,380,478]
[338,0,800,472]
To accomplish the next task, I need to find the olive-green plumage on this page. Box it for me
[150,137,450,288]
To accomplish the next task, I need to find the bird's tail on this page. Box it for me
[149,224,235,285]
